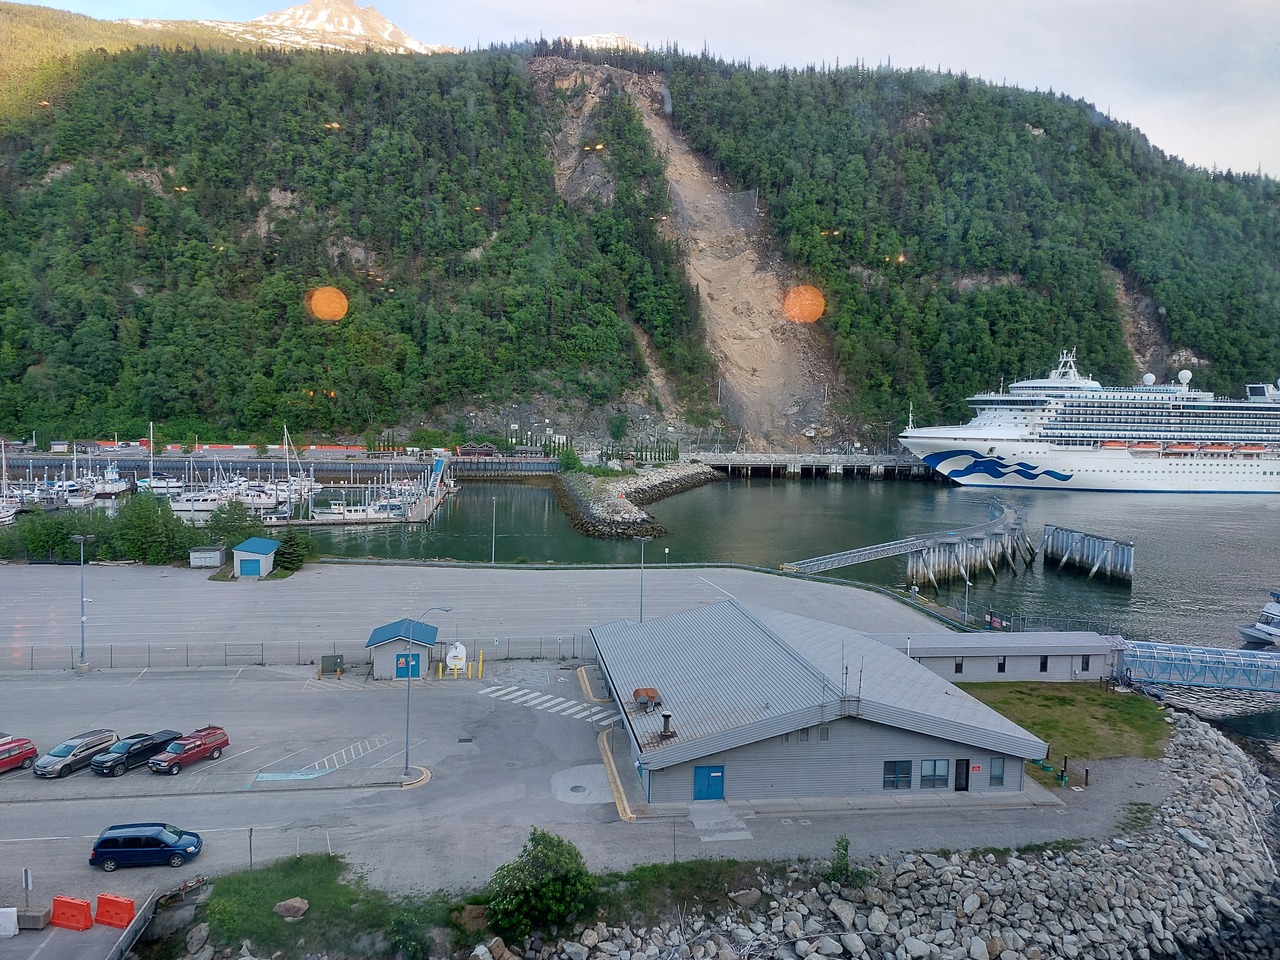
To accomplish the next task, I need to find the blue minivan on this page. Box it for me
[89,823,203,872]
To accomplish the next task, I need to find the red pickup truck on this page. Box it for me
[148,725,229,775]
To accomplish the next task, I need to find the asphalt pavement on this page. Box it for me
[0,561,1173,960]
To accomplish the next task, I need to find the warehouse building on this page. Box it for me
[591,600,1049,804]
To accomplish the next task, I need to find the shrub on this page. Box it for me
[486,828,594,940]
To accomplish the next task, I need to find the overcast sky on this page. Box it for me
[21,0,1280,177]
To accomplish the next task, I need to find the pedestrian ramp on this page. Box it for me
[480,685,617,725]
[1120,642,1280,693]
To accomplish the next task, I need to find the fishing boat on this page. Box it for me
[900,349,1280,492]
[1239,592,1280,648]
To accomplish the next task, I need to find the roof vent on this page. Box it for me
[660,711,676,739]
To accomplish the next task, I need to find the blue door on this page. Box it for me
[240,558,261,577]
[394,653,420,679]
[692,765,724,800]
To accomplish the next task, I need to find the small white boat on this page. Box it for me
[1238,592,1280,647]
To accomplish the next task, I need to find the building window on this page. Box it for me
[799,727,810,743]
[883,760,911,790]
[1039,655,1049,673]
[818,725,830,742]
[954,657,964,674]
[1081,654,1091,672]
[997,656,1006,674]
[921,759,949,788]
[780,732,789,744]
[990,757,1005,787]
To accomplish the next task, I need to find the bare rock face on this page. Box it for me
[271,897,309,918]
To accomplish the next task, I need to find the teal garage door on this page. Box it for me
[239,558,261,577]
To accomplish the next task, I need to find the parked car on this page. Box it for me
[90,730,182,777]
[89,822,203,872]
[0,736,38,774]
[147,725,228,775]
[33,729,118,778]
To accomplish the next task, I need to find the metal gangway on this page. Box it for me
[782,500,1025,575]
[1121,641,1280,694]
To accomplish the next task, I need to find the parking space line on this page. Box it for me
[128,668,148,685]
[371,737,431,767]
[230,667,245,684]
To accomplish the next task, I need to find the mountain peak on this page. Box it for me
[250,0,435,54]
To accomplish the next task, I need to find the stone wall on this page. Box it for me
[508,713,1277,960]
[554,464,723,539]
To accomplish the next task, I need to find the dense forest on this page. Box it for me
[645,53,1280,425]
[0,45,704,445]
[2,31,1279,444]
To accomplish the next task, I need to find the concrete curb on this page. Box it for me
[598,728,635,822]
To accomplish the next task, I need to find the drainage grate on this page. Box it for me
[458,737,474,743]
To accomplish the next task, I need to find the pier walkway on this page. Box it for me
[782,500,1033,583]
[695,451,930,480]
[1119,641,1280,695]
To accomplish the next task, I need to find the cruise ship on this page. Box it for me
[899,350,1280,492]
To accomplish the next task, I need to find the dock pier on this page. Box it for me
[1040,524,1134,584]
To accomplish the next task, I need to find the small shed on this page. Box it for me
[189,545,226,569]
[366,618,440,680]
[232,537,280,579]
[50,439,71,453]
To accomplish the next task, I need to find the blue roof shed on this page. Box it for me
[367,618,442,680]
[232,537,280,579]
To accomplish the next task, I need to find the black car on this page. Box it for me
[90,730,181,777]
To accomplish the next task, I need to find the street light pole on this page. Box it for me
[70,534,95,668]
[404,604,453,777]
[633,535,653,624]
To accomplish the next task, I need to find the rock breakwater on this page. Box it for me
[499,713,1278,960]
[554,464,723,539]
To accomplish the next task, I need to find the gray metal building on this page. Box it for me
[591,601,1049,804]
[850,631,1125,683]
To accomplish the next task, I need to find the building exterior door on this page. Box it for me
[239,558,260,577]
[395,652,420,679]
[955,758,970,792]
[693,765,724,800]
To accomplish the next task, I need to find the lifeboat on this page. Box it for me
[1100,440,1127,449]
[1238,444,1267,453]
[1129,442,1160,450]
[1165,443,1198,453]
[1200,444,1233,453]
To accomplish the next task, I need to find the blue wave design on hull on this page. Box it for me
[922,449,1072,483]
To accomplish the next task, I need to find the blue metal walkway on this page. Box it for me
[1120,641,1280,693]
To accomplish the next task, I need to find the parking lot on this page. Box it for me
[0,563,1172,960]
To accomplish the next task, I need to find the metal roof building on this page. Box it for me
[365,618,440,680]
[591,600,1048,804]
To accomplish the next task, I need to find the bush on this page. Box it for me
[486,828,594,940]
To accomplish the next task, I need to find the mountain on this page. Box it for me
[124,0,455,55]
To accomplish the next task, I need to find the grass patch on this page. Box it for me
[197,853,454,960]
[593,859,777,925]
[957,682,1168,786]
[1016,838,1085,856]
[1115,801,1157,833]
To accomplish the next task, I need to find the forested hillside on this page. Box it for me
[641,53,1280,424]
[0,46,703,444]
[2,36,1279,445]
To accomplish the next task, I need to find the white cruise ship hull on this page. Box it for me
[900,433,1280,493]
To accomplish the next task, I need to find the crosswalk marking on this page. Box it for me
[477,686,615,726]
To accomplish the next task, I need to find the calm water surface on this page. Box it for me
[308,476,1279,649]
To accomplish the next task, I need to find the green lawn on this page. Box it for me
[958,681,1169,783]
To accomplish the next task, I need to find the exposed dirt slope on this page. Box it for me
[529,58,839,451]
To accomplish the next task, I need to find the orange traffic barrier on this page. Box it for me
[50,896,93,931]
[95,894,135,929]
